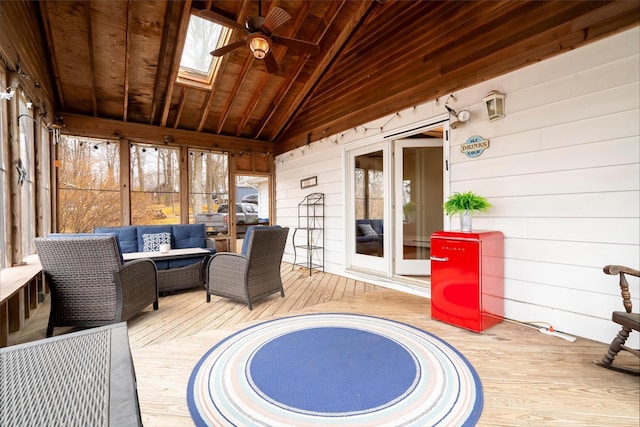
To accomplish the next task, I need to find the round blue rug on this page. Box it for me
[187,313,483,426]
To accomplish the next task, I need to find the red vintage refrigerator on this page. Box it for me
[430,230,504,332]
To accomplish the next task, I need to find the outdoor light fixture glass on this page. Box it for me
[249,36,270,59]
[483,91,506,121]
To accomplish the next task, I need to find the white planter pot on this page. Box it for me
[460,210,472,232]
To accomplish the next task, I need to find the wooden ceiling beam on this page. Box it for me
[196,0,251,132]
[252,1,341,139]
[84,1,98,117]
[150,1,185,125]
[37,2,65,111]
[212,0,259,134]
[234,0,312,136]
[122,0,131,121]
[61,112,272,153]
[271,0,374,141]
[216,56,254,134]
[173,86,187,128]
[160,0,192,127]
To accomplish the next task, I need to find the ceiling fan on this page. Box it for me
[198,1,320,73]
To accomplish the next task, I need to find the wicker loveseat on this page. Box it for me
[94,223,216,293]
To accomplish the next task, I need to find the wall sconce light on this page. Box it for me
[483,91,506,121]
[248,35,270,59]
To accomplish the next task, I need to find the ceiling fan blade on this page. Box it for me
[261,7,291,33]
[263,51,279,73]
[271,36,320,54]
[197,9,246,31]
[210,40,246,57]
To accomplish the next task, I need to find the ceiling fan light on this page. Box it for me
[249,36,270,59]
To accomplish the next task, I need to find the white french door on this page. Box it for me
[393,137,444,275]
[347,142,390,273]
[345,119,448,279]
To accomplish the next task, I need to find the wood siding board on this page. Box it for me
[506,238,640,272]
[451,138,640,181]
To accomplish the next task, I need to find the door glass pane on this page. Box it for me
[401,146,442,261]
[354,150,384,257]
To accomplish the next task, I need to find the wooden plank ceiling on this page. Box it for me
[36,0,639,155]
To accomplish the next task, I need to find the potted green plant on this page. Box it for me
[443,191,492,232]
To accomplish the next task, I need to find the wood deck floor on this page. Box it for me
[10,263,640,426]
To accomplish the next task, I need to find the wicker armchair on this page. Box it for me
[206,226,289,310]
[35,235,159,337]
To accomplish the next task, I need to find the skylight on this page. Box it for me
[178,14,231,87]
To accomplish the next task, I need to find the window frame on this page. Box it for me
[177,13,233,89]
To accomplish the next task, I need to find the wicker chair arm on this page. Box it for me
[117,259,159,320]
[604,264,639,314]
[206,253,249,298]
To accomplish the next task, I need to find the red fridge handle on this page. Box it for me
[430,256,449,262]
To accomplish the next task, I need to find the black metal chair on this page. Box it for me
[595,264,640,375]
[35,235,159,337]
[205,226,289,310]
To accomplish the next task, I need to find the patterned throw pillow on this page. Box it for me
[357,223,378,238]
[142,232,171,252]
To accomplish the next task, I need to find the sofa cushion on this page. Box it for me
[369,219,384,236]
[94,226,138,253]
[135,225,172,252]
[142,232,172,252]
[172,223,206,249]
[94,224,214,272]
[357,223,378,238]
[241,225,282,256]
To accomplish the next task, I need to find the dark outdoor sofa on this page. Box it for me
[94,223,216,293]
[355,219,383,256]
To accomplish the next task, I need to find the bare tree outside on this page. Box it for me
[57,136,121,233]
[130,143,180,225]
[57,138,230,232]
[354,151,384,219]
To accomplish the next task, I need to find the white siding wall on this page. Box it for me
[276,27,640,344]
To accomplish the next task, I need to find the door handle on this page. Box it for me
[430,256,449,262]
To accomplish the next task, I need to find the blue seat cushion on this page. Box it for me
[241,225,281,256]
[94,226,138,253]
[172,224,206,249]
